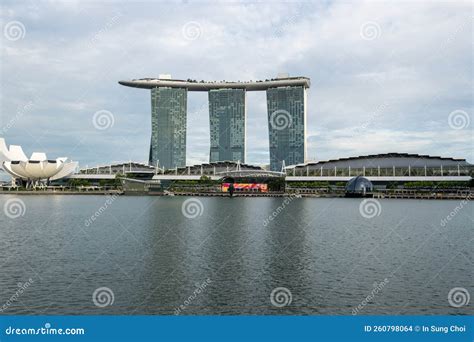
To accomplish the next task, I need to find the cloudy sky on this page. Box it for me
[1,0,472,169]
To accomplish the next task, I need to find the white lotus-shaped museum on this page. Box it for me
[0,138,78,182]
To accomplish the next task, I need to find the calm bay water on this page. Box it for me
[0,195,472,315]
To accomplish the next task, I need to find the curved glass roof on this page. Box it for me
[345,176,373,192]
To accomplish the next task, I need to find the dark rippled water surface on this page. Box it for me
[0,195,472,315]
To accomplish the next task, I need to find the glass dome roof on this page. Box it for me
[345,176,373,193]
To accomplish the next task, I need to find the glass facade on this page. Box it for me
[150,87,187,169]
[208,89,246,163]
[266,86,306,171]
[287,165,473,177]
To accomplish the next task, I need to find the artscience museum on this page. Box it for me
[0,138,78,187]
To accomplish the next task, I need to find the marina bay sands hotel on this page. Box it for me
[119,74,310,171]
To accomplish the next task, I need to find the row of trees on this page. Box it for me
[67,178,122,188]
[402,181,471,189]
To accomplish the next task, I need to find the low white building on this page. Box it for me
[0,138,78,187]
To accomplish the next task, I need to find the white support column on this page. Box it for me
[408,165,411,177]
[349,166,351,177]
[188,166,190,175]
[306,166,309,177]
[213,166,216,175]
[175,167,178,175]
[424,165,427,177]
[320,166,323,176]
[334,166,337,177]
[441,165,443,176]
[393,166,395,177]
[378,165,380,177]
[458,164,460,176]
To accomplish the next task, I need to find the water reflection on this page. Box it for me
[0,195,472,315]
